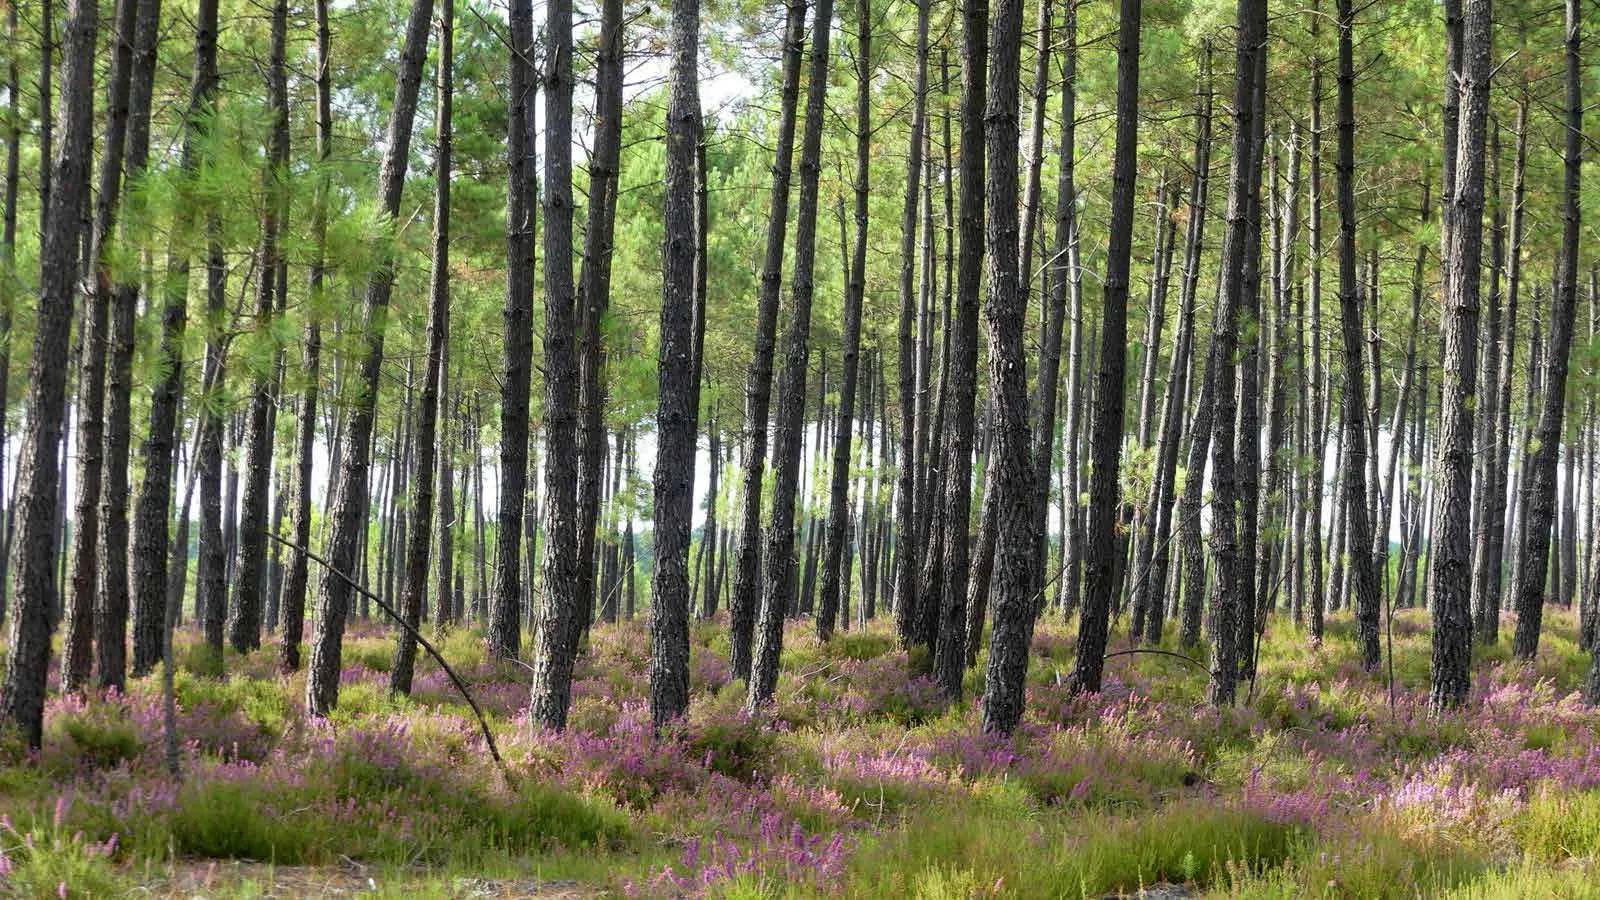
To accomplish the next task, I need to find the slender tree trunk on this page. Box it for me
[392,0,452,695]
[1334,0,1381,670]
[817,0,870,643]
[747,0,834,709]
[61,0,140,693]
[1519,0,1580,662]
[129,0,220,678]
[228,0,289,653]
[728,0,807,681]
[576,0,625,652]
[1139,71,1212,646]
[304,0,434,715]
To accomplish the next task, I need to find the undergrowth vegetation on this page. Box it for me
[5,608,1600,897]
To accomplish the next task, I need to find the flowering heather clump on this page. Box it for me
[634,817,854,897]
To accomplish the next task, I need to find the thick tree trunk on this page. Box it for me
[1429,0,1490,709]
[928,0,985,698]
[0,0,96,746]
[649,0,700,726]
[528,0,584,728]
[975,0,1039,731]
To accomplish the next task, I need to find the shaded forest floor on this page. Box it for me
[6,606,1600,897]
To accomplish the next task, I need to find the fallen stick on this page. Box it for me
[267,531,518,790]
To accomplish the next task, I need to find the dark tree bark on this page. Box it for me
[817,0,870,643]
[1068,0,1143,696]
[0,0,96,746]
[61,0,140,693]
[928,0,985,697]
[1515,0,1579,662]
[747,0,833,710]
[228,0,289,653]
[129,0,219,677]
[1137,71,1212,646]
[1334,0,1381,671]
[649,0,700,726]
[576,0,625,648]
[528,0,583,728]
[280,0,332,671]
[97,0,159,690]
[392,0,452,696]
[728,0,807,681]
[1429,0,1490,709]
[0,0,18,632]
[491,0,537,659]
[1193,0,1265,706]
[975,0,1038,731]
[1030,1,1074,613]
[305,0,434,716]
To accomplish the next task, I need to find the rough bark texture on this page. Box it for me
[1429,0,1490,709]
[280,0,332,672]
[491,0,536,659]
[304,0,433,716]
[129,0,217,677]
[1335,0,1381,671]
[1513,0,1579,662]
[0,0,96,746]
[817,0,870,644]
[228,0,289,654]
[729,0,806,681]
[528,0,582,728]
[649,0,700,726]
[748,0,833,710]
[975,0,1039,732]
[391,0,451,696]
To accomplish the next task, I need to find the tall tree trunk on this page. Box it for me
[649,0,700,725]
[747,0,834,710]
[0,0,96,746]
[130,0,218,677]
[1519,0,1580,662]
[490,0,537,658]
[96,0,160,690]
[817,0,870,643]
[728,0,806,681]
[392,0,452,696]
[1429,0,1490,709]
[527,0,583,728]
[304,0,434,716]
[1138,68,1212,646]
[228,0,289,653]
[280,0,332,671]
[975,0,1039,731]
[928,0,986,698]
[61,0,140,693]
[1196,0,1266,706]
[1334,0,1381,671]
[576,0,625,652]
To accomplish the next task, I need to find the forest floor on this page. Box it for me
[5,605,1600,897]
